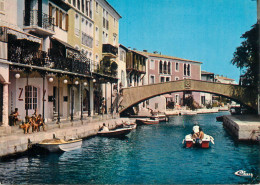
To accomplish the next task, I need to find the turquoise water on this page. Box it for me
[0,112,259,184]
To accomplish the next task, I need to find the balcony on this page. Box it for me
[102,44,118,58]
[8,42,90,76]
[23,10,54,36]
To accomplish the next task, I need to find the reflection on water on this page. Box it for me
[0,112,259,184]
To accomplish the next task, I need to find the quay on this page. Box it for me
[0,116,131,158]
[223,115,260,141]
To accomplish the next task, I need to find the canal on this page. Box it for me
[0,112,259,184]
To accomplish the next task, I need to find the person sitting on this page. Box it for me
[12,108,20,126]
[199,127,204,139]
[100,123,109,132]
[36,114,45,131]
[192,125,200,139]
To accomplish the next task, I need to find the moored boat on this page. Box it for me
[97,128,132,137]
[136,118,159,125]
[150,114,169,122]
[39,138,82,152]
[182,125,214,148]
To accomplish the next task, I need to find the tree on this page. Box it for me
[231,23,259,88]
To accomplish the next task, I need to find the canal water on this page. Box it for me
[0,112,259,184]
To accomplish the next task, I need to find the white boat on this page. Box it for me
[234,170,253,178]
[182,125,214,148]
[39,138,82,152]
[97,128,132,137]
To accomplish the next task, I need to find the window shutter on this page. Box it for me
[65,14,68,31]
[59,10,62,29]
[49,4,52,17]
[56,9,59,26]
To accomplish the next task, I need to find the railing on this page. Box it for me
[102,44,118,56]
[24,10,54,32]
[8,44,91,75]
[8,45,47,66]
[82,32,93,48]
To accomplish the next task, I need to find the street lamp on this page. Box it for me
[64,79,68,84]
[75,80,79,85]
[15,73,20,79]
[49,77,54,82]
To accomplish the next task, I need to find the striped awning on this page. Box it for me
[7,28,41,44]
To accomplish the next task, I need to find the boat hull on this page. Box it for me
[136,119,159,125]
[183,134,213,148]
[39,139,82,152]
[97,128,132,137]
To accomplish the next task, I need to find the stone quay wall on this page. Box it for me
[0,117,130,158]
[223,115,260,141]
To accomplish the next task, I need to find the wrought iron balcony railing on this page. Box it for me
[24,10,54,32]
[102,44,118,56]
[8,45,91,75]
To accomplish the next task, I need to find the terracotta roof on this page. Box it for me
[201,71,214,75]
[135,51,202,64]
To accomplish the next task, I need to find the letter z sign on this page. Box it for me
[18,88,23,101]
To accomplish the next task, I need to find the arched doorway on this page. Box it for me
[83,89,89,114]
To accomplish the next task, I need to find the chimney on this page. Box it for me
[153,51,158,54]
[143,49,148,52]
[133,48,136,50]
[128,47,131,50]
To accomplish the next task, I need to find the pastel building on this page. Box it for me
[0,0,121,126]
[139,51,202,111]
[201,71,215,106]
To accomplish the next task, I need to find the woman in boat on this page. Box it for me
[199,127,204,139]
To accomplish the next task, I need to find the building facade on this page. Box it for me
[140,51,202,111]
[0,0,120,126]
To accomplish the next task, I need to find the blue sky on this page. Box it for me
[108,0,257,82]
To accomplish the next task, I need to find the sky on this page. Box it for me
[108,0,257,83]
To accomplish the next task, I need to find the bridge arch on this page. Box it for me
[119,79,257,113]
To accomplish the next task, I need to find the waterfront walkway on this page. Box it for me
[0,114,131,158]
[223,114,260,141]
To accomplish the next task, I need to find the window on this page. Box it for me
[113,33,117,45]
[95,26,99,46]
[77,0,80,10]
[201,96,206,105]
[121,70,125,87]
[73,0,76,7]
[159,61,163,73]
[160,77,165,83]
[96,2,98,13]
[175,77,179,81]
[120,50,125,61]
[75,13,80,36]
[85,0,88,16]
[25,86,37,110]
[82,0,84,13]
[166,77,170,82]
[175,94,179,104]
[155,103,158,109]
[164,61,167,74]
[175,62,179,71]
[168,62,171,74]
[150,75,155,84]
[89,0,92,18]
[184,63,191,76]
[150,60,155,69]
[114,18,116,27]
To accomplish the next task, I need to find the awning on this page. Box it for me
[51,37,78,52]
[7,28,41,44]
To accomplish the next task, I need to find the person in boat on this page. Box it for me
[100,123,109,132]
[192,125,200,139]
[199,127,204,139]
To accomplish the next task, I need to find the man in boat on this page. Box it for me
[192,125,200,138]
[100,123,109,132]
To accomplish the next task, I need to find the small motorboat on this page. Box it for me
[136,118,159,125]
[150,114,169,122]
[97,128,132,137]
[39,138,82,152]
[234,170,253,178]
[182,125,214,148]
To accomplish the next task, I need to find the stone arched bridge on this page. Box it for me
[119,79,257,113]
